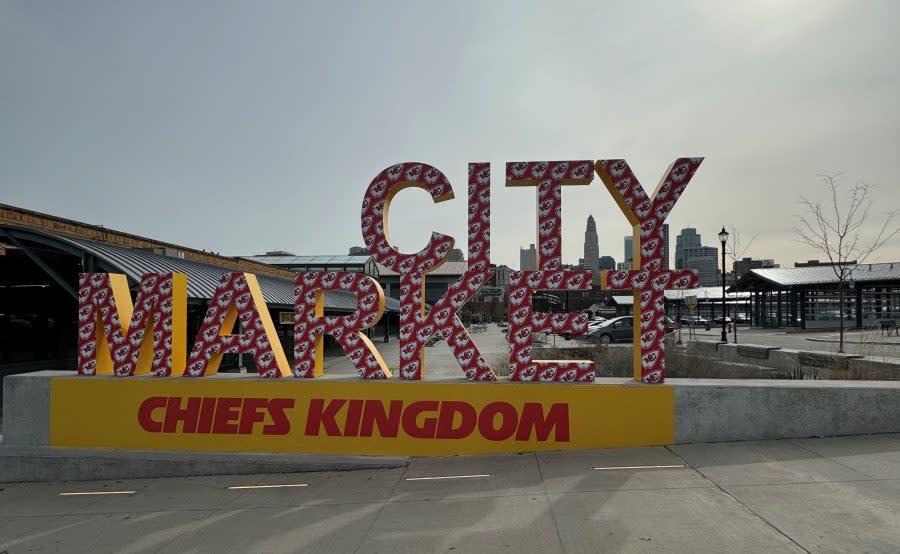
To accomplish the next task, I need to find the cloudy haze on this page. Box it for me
[2,0,898,269]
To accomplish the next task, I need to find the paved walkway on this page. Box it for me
[337,325,900,375]
[1,434,898,552]
[687,326,900,359]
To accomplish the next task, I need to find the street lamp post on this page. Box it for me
[718,226,729,343]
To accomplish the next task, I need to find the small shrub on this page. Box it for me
[769,365,819,380]
[492,355,510,377]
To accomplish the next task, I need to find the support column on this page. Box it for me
[800,290,807,330]
[856,286,864,329]
[777,291,783,327]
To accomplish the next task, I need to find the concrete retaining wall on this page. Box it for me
[672,379,900,443]
[2,368,50,446]
[685,340,900,378]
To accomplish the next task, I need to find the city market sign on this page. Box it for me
[61,159,702,455]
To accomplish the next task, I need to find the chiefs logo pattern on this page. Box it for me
[505,161,596,382]
[506,161,593,270]
[293,271,389,379]
[77,272,185,377]
[361,162,496,381]
[507,270,594,382]
[596,158,703,383]
[184,272,291,378]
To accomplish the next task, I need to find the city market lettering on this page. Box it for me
[77,159,702,384]
[136,395,570,442]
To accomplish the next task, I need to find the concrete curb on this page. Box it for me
[0,446,409,483]
[805,337,900,346]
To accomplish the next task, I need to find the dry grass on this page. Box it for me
[492,332,899,380]
[829,365,900,380]
[525,338,771,379]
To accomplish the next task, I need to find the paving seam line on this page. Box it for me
[352,461,409,553]
[663,445,812,554]
[785,439,882,479]
[143,474,266,552]
[533,453,566,552]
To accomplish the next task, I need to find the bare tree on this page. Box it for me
[725,226,758,343]
[795,174,900,352]
[726,226,758,267]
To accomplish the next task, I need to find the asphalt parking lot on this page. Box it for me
[2,434,899,553]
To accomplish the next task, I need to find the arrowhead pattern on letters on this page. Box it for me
[293,271,389,379]
[506,270,595,382]
[361,162,495,380]
[77,272,183,377]
[596,158,703,383]
[184,272,290,379]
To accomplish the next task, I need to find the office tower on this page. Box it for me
[519,244,537,271]
[683,245,719,286]
[599,256,616,270]
[675,228,701,269]
[579,215,600,275]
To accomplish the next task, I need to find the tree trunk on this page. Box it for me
[838,282,845,353]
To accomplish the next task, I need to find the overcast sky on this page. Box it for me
[2,0,899,270]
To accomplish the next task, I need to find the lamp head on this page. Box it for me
[718,226,729,244]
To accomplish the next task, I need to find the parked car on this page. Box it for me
[712,315,733,324]
[587,319,607,332]
[663,316,681,333]
[587,316,633,344]
[678,315,709,326]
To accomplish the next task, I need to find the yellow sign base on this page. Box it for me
[50,376,674,456]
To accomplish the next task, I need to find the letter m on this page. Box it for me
[77,272,187,376]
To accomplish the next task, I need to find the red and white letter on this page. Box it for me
[361,162,495,380]
[293,271,389,379]
[505,161,596,382]
[596,158,703,383]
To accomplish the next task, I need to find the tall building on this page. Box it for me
[675,228,702,269]
[348,246,370,255]
[519,244,537,271]
[624,236,633,263]
[579,215,600,275]
[447,248,465,262]
[734,257,777,276]
[661,224,670,269]
[683,246,719,286]
[599,256,616,270]
[617,260,633,271]
[493,264,514,286]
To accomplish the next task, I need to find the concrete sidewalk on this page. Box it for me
[689,326,900,358]
[1,434,898,552]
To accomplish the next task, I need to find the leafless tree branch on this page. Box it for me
[794,173,900,352]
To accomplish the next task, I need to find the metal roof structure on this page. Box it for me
[2,226,399,312]
[242,254,372,267]
[734,262,900,290]
[664,286,751,301]
[0,203,292,279]
[375,260,469,277]
[610,287,750,305]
